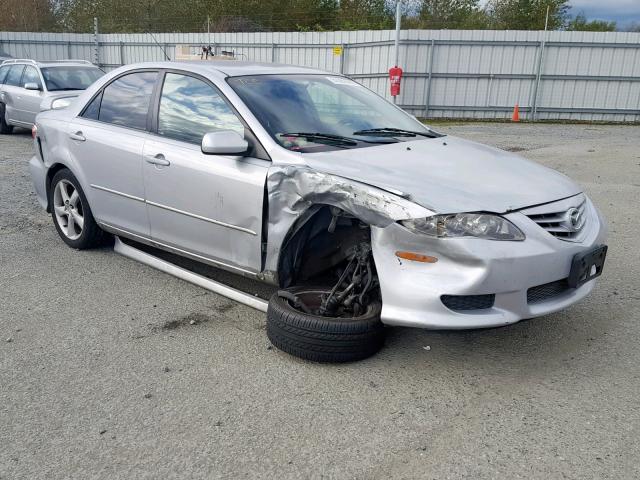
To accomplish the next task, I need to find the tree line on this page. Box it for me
[1,0,635,33]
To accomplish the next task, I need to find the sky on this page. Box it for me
[570,0,640,28]
[478,0,640,29]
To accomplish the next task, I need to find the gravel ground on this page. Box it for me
[1,123,639,479]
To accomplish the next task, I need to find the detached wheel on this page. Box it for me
[0,104,13,134]
[49,169,106,249]
[267,287,385,363]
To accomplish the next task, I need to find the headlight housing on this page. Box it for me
[401,213,525,241]
[51,97,73,110]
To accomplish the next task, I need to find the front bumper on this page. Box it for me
[371,196,607,329]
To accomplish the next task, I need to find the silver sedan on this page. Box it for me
[29,61,607,362]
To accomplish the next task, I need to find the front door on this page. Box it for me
[143,72,268,273]
[16,66,44,125]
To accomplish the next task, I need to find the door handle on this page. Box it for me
[69,131,86,142]
[145,153,170,167]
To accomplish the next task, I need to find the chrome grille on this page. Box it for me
[523,195,588,242]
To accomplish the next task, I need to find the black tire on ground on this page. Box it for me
[267,287,385,363]
[49,168,107,249]
[0,103,14,134]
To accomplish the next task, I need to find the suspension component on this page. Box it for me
[318,242,376,317]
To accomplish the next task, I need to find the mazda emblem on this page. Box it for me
[566,207,585,232]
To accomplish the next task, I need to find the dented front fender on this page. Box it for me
[263,165,433,278]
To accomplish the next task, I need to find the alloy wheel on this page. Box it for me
[53,179,84,240]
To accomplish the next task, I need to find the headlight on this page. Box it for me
[51,97,73,110]
[400,213,525,241]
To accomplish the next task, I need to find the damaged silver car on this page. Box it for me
[29,62,607,362]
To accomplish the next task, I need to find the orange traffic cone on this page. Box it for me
[512,104,520,122]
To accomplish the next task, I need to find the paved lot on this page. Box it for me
[1,123,639,479]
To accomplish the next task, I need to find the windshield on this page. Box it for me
[228,74,439,152]
[41,66,104,92]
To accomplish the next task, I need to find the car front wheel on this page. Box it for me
[267,287,385,363]
[50,169,106,249]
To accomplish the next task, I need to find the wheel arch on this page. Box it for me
[0,100,15,131]
[45,163,73,212]
[276,203,374,288]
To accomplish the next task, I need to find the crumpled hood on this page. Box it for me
[302,135,582,213]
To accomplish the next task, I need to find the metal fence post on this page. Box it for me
[424,39,435,118]
[67,41,72,59]
[340,44,347,74]
[531,39,546,121]
[120,41,125,65]
[271,43,277,63]
[93,17,100,66]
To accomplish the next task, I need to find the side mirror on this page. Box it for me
[24,82,41,91]
[201,130,249,155]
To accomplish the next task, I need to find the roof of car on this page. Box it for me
[0,59,98,68]
[1,59,334,77]
[127,61,334,77]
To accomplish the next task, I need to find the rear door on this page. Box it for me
[67,70,158,237]
[1,64,25,123]
[143,71,268,273]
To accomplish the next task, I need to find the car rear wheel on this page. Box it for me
[50,169,106,249]
[267,286,385,363]
[0,103,13,134]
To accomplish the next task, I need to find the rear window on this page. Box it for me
[4,65,25,86]
[0,66,10,84]
[81,91,102,120]
[98,71,157,130]
[40,66,104,91]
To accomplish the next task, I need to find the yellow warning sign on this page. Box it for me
[332,46,343,56]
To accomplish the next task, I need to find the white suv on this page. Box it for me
[0,59,103,133]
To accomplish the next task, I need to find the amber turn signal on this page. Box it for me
[395,251,438,263]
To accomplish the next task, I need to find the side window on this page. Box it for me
[22,66,42,89]
[81,91,103,120]
[4,65,25,87]
[157,73,244,145]
[0,66,10,84]
[98,71,157,130]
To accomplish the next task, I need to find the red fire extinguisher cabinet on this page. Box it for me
[389,66,403,97]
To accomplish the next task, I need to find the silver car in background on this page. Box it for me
[0,59,103,133]
[28,61,607,362]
